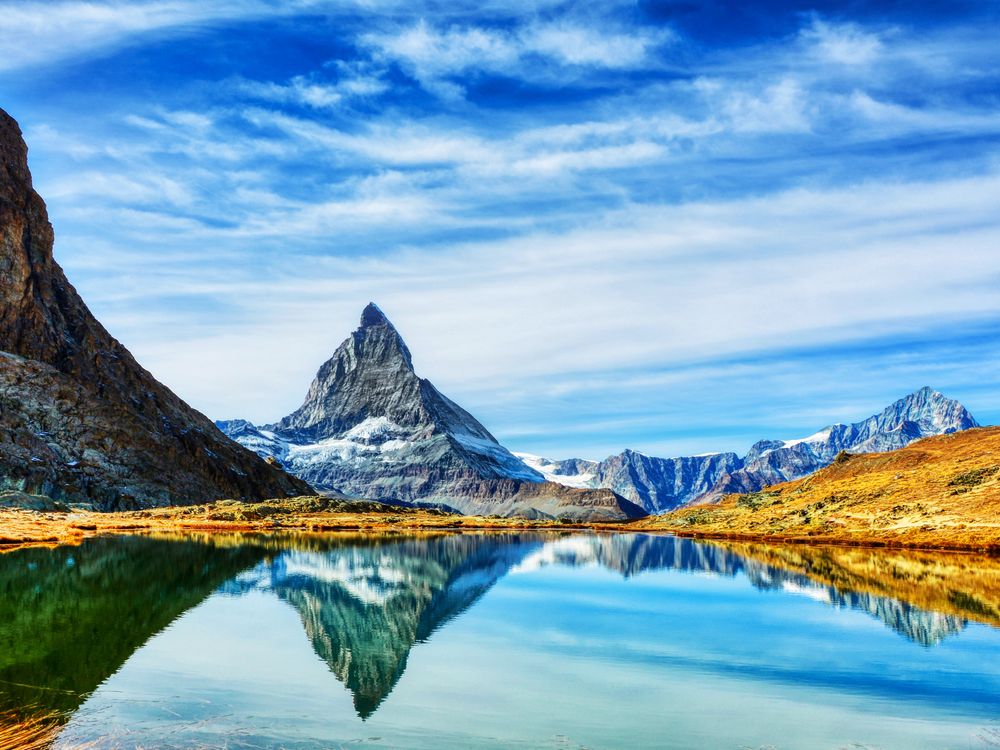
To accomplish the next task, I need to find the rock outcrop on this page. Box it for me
[0,107,311,509]
[220,304,644,521]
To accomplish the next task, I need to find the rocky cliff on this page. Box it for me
[0,107,311,509]
[219,304,644,521]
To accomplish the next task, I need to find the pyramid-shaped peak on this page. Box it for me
[360,302,392,329]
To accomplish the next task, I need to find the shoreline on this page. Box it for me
[665,527,1000,555]
[1,501,997,556]
[2,499,999,642]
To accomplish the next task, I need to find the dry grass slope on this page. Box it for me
[0,495,623,552]
[642,426,1000,552]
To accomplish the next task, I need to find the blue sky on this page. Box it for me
[1,0,999,460]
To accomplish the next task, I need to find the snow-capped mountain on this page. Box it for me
[528,387,978,512]
[218,304,644,521]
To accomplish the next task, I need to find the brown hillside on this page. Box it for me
[638,426,1000,552]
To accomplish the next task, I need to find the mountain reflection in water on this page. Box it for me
[220,533,972,716]
[0,531,995,728]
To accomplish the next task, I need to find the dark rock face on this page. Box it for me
[220,304,644,520]
[0,108,310,509]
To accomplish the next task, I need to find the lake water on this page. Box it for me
[1,531,998,749]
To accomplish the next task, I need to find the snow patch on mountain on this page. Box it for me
[513,453,597,488]
[781,425,837,449]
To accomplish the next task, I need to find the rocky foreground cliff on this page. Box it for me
[0,108,310,509]
[220,304,644,521]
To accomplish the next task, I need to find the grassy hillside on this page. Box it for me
[640,426,1000,551]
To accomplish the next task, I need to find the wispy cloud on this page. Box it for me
[234,62,389,109]
[361,19,670,97]
[0,1,284,71]
[799,18,884,66]
[66,171,1000,445]
[5,2,999,456]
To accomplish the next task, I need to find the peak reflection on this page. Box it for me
[220,533,977,717]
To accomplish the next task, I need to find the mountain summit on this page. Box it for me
[0,107,310,508]
[271,303,544,483]
[220,304,644,520]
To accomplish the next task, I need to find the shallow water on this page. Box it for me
[1,532,998,749]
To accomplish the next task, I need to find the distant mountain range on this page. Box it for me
[219,303,644,521]
[516,387,978,513]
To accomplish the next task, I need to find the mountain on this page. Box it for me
[651,425,1000,551]
[590,450,744,512]
[699,387,978,504]
[514,454,598,488]
[528,387,978,513]
[0,107,310,509]
[219,304,644,521]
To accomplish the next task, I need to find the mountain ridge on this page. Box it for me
[526,387,978,513]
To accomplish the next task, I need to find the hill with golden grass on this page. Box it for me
[639,426,1000,552]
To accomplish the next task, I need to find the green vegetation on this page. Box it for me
[948,466,1000,488]
[948,589,997,618]
[736,490,782,511]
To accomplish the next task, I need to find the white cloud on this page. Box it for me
[800,19,883,66]
[521,22,668,68]
[46,171,194,206]
[362,19,667,96]
[697,77,812,133]
[235,62,389,109]
[0,1,269,72]
[65,170,1000,428]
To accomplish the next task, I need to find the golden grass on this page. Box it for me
[0,710,63,750]
[641,426,1000,553]
[0,495,626,553]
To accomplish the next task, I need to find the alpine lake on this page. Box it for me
[2,531,999,749]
